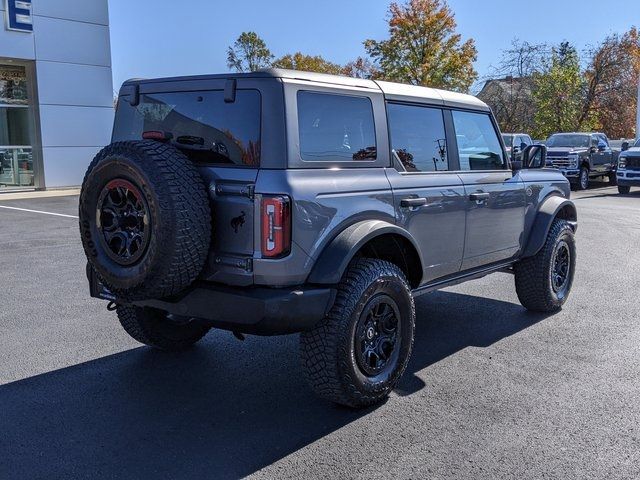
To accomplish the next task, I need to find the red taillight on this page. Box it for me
[142,130,170,141]
[261,195,291,258]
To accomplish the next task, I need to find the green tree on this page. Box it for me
[272,52,344,75]
[227,32,274,72]
[342,56,378,79]
[364,0,477,91]
[532,42,587,138]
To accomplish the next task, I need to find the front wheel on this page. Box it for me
[116,305,211,351]
[300,258,415,408]
[577,166,590,190]
[514,219,576,313]
[618,185,631,194]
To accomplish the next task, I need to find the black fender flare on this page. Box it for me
[307,220,424,285]
[522,195,577,258]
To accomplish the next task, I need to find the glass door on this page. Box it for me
[0,64,34,188]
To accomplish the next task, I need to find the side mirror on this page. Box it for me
[520,142,527,150]
[520,144,547,169]
[622,141,630,152]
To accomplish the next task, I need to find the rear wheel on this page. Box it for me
[608,171,617,186]
[300,258,415,408]
[618,185,631,194]
[117,305,210,351]
[514,219,576,313]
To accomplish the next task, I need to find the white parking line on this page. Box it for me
[0,205,78,219]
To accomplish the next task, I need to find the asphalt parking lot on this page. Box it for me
[0,183,639,479]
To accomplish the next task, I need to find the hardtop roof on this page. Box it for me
[122,68,489,111]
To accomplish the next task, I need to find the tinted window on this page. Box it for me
[452,111,505,170]
[298,91,376,162]
[501,134,514,147]
[387,103,448,172]
[546,134,590,148]
[113,90,261,166]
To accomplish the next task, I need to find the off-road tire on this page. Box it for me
[618,185,631,194]
[578,166,589,190]
[608,171,617,186]
[300,258,416,408]
[79,141,211,301]
[514,219,576,313]
[117,305,210,351]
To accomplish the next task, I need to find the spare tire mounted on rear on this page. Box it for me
[79,140,211,301]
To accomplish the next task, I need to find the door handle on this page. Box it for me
[400,197,428,208]
[469,192,490,201]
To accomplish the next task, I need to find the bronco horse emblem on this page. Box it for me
[231,211,246,233]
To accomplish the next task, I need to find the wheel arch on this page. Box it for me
[307,220,424,288]
[522,195,577,258]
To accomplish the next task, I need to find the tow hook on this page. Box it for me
[106,301,118,312]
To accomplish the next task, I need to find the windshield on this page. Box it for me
[635,138,640,148]
[501,134,514,147]
[546,134,590,148]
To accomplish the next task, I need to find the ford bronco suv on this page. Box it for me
[79,69,577,408]
[545,132,618,190]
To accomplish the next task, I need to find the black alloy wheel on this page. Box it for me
[97,178,151,266]
[355,295,401,377]
[550,240,571,299]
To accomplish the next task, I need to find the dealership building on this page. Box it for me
[0,0,113,190]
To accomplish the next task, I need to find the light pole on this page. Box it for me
[637,75,640,140]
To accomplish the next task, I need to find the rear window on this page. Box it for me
[113,89,261,166]
[297,91,376,162]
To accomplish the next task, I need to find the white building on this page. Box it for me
[0,0,113,190]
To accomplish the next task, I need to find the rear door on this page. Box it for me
[385,102,466,283]
[450,110,526,271]
[113,82,265,285]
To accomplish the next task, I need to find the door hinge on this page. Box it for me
[215,183,255,199]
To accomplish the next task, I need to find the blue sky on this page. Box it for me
[108,0,636,94]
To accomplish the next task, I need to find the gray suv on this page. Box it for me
[79,69,578,408]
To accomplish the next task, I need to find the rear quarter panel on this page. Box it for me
[253,168,395,286]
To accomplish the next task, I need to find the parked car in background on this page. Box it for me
[616,138,640,194]
[545,132,618,190]
[502,133,533,162]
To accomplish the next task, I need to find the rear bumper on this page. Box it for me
[88,268,335,335]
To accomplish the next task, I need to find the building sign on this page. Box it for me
[5,0,33,33]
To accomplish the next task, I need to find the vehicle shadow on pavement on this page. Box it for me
[0,291,549,479]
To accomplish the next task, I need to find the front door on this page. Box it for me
[385,103,466,284]
[450,110,526,271]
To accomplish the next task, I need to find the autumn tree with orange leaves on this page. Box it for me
[364,0,477,92]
